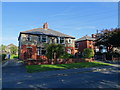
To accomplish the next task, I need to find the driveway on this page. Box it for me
[2,60,120,88]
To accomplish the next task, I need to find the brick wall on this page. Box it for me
[65,47,75,55]
[76,40,94,53]
[24,58,94,65]
[19,45,37,60]
[19,45,75,60]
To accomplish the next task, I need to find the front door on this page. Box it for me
[27,48,32,59]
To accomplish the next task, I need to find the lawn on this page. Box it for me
[26,61,112,73]
[10,54,18,59]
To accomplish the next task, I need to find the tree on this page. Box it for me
[107,28,120,47]
[83,48,94,58]
[0,44,6,52]
[95,28,120,52]
[45,44,65,63]
[10,46,18,55]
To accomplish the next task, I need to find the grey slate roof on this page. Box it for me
[20,28,75,39]
[75,35,95,42]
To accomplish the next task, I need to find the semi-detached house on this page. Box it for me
[18,23,75,60]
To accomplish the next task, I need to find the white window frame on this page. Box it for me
[60,37,65,44]
[37,47,46,56]
[38,35,41,42]
[68,39,72,43]
[42,35,47,43]
[57,37,60,44]
[41,48,46,55]
[27,35,31,41]
[37,47,41,56]
[67,48,71,54]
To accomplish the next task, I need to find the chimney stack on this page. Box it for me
[92,34,95,38]
[43,22,48,30]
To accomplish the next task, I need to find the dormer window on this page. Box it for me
[27,35,31,41]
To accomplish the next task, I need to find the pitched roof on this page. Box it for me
[20,28,75,39]
[75,35,95,42]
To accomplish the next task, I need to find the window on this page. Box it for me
[37,47,41,56]
[52,39,54,43]
[60,37,64,44]
[27,35,31,41]
[56,37,60,43]
[42,35,47,42]
[38,36,41,42]
[68,39,72,43]
[67,48,71,54]
[75,43,79,48]
[37,47,46,56]
[41,48,46,55]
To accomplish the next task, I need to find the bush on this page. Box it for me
[13,56,18,59]
[105,52,120,58]
[95,52,104,55]
[0,54,6,60]
[112,53,120,57]
[45,44,65,59]
[10,54,18,59]
[83,48,94,58]
[59,52,75,59]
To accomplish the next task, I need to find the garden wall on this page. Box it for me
[24,58,94,65]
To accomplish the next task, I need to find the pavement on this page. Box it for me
[2,59,120,88]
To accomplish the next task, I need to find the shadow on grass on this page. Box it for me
[26,61,112,73]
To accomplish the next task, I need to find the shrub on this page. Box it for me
[13,56,18,59]
[83,48,94,58]
[45,44,65,59]
[95,52,104,55]
[59,52,75,59]
[0,54,6,60]
[10,54,18,59]
[105,52,120,58]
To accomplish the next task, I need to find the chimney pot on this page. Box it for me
[43,22,48,30]
[92,34,95,38]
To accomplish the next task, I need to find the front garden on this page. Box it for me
[26,61,112,73]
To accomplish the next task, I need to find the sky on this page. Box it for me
[2,2,118,46]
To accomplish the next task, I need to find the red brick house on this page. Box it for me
[75,35,96,53]
[18,23,75,60]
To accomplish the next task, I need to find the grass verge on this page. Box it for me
[26,61,112,73]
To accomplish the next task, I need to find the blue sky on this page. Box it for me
[2,2,118,46]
